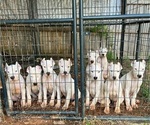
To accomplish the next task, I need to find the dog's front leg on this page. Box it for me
[49,87,56,106]
[125,89,132,111]
[37,84,42,103]
[131,89,139,109]
[21,84,26,107]
[115,86,123,114]
[41,86,47,108]
[62,90,71,110]
[26,84,32,107]
[6,84,13,110]
[85,87,90,107]
[55,86,61,109]
[104,85,110,114]
[90,87,100,110]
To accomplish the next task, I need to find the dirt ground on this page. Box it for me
[0,115,150,125]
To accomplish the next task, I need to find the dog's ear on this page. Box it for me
[108,62,113,69]
[5,63,9,72]
[59,58,63,65]
[15,62,21,71]
[36,65,42,72]
[117,62,123,70]
[50,57,55,66]
[41,58,45,65]
[131,60,136,67]
[68,58,72,66]
[142,60,146,65]
[26,66,31,73]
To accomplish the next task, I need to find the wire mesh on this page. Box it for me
[0,0,149,120]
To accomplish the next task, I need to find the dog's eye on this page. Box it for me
[61,66,63,68]
[15,70,17,72]
[7,71,10,74]
[117,71,120,72]
[91,71,93,73]
[43,66,46,68]
[110,70,113,72]
[50,66,52,68]
[135,68,137,70]
[68,66,70,68]
[98,71,100,73]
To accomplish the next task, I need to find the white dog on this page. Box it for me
[104,62,124,114]
[55,58,81,110]
[40,58,57,108]
[5,62,26,109]
[86,50,99,65]
[85,62,104,110]
[120,60,146,111]
[26,65,42,106]
[98,47,108,79]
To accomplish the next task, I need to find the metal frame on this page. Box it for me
[0,0,150,121]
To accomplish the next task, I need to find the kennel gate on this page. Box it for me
[0,0,150,121]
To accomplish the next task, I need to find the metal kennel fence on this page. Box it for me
[0,0,150,121]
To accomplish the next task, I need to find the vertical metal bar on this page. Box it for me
[0,54,8,110]
[79,0,85,119]
[27,0,41,57]
[135,23,141,60]
[72,0,78,115]
[120,0,126,65]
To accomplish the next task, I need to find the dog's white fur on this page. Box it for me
[86,50,99,64]
[98,47,108,79]
[40,58,57,108]
[120,60,146,111]
[85,62,104,110]
[55,58,81,110]
[26,65,42,106]
[104,62,124,114]
[5,62,26,109]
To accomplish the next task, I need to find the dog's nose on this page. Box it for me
[113,76,116,80]
[64,71,67,75]
[10,76,15,80]
[102,54,104,56]
[46,72,50,76]
[91,60,94,64]
[94,77,97,80]
[33,83,37,86]
[137,75,142,78]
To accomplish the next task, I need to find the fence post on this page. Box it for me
[27,0,41,60]
[120,0,127,65]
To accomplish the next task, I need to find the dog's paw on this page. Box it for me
[37,99,42,103]
[136,99,140,104]
[21,100,26,107]
[132,103,138,109]
[85,101,90,107]
[90,104,95,110]
[71,101,75,106]
[55,103,61,109]
[104,107,110,114]
[49,100,54,107]
[62,104,68,110]
[26,101,32,107]
[115,107,121,114]
[126,105,132,111]
[41,102,47,108]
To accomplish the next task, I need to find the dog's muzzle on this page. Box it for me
[137,74,142,78]
[63,71,67,75]
[10,76,15,80]
[94,77,97,80]
[113,76,116,80]
[90,60,94,64]
[33,83,38,86]
[46,72,50,76]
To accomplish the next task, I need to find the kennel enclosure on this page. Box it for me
[0,0,150,121]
